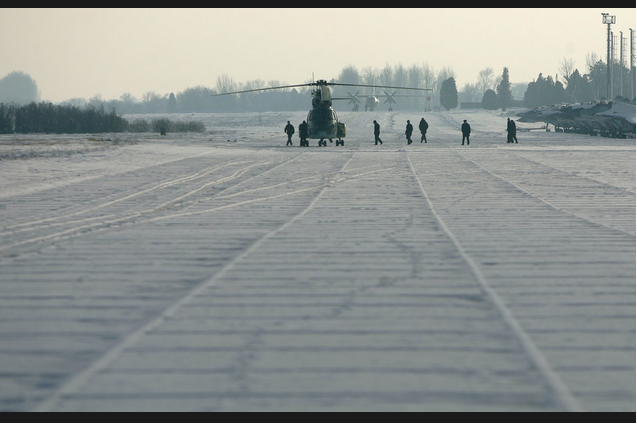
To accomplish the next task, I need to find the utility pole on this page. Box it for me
[631,28,635,101]
[602,13,616,100]
[620,31,626,98]
[612,31,617,96]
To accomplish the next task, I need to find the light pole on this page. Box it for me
[620,31,625,98]
[602,13,616,100]
[631,28,635,101]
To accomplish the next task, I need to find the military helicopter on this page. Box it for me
[212,80,432,147]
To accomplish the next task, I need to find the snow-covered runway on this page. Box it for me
[0,109,634,411]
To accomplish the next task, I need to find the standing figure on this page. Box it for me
[506,118,512,143]
[461,119,471,146]
[373,120,383,145]
[284,121,295,146]
[419,117,428,143]
[507,118,518,143]
[405,120,413,144]
[298,120,308,147]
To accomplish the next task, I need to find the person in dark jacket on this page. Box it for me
[507,118,518,143]
[419,117,428,143]
[405,120,413,144]
[373,120,383,145]
[284,121,295,146]
[298,120,308,146]
[461,119,471,145]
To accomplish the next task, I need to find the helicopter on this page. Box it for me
[211,80,432,147]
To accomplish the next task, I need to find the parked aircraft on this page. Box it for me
[517,101,636,138]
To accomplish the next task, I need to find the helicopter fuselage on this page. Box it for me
[305,82,345,146]
[307,106,338,139]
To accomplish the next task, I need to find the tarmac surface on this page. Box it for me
[0,110,634,412]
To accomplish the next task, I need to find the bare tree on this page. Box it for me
[216,74,237,94]
[586,52,600,72]
[142,91,164,113]
[559,58,575,83]
[477,67,495,94]
[379,63,394,86]
[420,63,436,92]
[361,67,378,86]
[267,80,286,91]
[394,63,407,88]
[407,64,424,88]
[337,65,362,85]
[459,83,480,102]
[242,79,265,91]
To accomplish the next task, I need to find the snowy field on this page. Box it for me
[0,108,634,412]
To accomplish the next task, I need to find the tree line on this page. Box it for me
[86,59,636,113]
[1,53,634,118]
[0,102,204,134]
[0,102,127,134]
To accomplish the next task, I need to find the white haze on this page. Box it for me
[0,8,635,103]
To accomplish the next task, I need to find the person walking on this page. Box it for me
[506,118,512,143]
[298,120,308,146]
[507,118,518,143]
[405,120,413,144]
[419,117,428,143]
[461,119,471,145]
[373,120,383,145]
[284,121,295,146]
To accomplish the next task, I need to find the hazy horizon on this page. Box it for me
[1,8,635,103]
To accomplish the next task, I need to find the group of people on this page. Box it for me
[378,117,470,146]
[285,120,311,146]
[284,117,518,147]
[506,117,518,143]
[401,118,429,145]
[373,118,431,146]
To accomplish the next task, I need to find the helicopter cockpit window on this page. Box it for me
[309,109,337,122]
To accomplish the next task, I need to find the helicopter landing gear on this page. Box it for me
[336,138,344,146]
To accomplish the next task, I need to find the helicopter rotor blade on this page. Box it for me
[211,80,432,97]
[330,82,432,91]
[211,83,313,97]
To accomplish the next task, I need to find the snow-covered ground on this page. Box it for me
[0,109,634,412]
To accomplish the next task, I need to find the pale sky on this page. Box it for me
[1,8,635,103]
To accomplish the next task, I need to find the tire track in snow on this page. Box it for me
[405,149,584,412]
[0,164,265,253]
[510,151,636,194]
[33,151,357,412]
[1,158,262,234]
[455,150,636,237]
[0,156,302,256]
[0,153,395,258]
